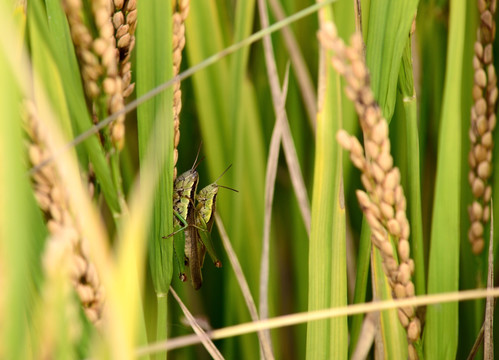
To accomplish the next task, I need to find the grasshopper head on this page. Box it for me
[195,163,238,207]
[174,170,199,201]
[173,144,204,194]
[196,183,219,203]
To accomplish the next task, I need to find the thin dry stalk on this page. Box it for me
[171,0,189,179]
[318,22,420,358]
[353,0,363,34]
[257,1,311,236]
[215,214,273,358]
[24,101,105,326]
[468,0,497,255]
[467,300,497,359]
[281,122,312,233]
[169,287,224,360]
[351,312,377,360]
[63,0,126,149]
[258,61,291,360]
[138,288,499,356]
[467,324,485,360]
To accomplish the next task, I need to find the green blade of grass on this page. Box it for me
[349,218,372,355]
[334,0,358,198]
[184,1,231,165]
[113,126,174,359]
[416,2,447,183]
[329,175,347,359]
[424,0,465,357]
[365,0,418,120]
[0,20,31,360]
[28,21,73,142]
[457,0,482,355]
[398,38,425,296]
[465,8,484,360]
[136,0,174,351]
[307,6,347,358]
[492,60,499,360]
[228,0,256,139]
[372,247,408,358]
[484,206,494,359]
[136,0,174,292]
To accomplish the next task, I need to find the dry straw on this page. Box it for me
[171,0,189,179]
[24,101,105,326]
[63,0,126,149]
[468,0,497,255]
[318,22,421,358]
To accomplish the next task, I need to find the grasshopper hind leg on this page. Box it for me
[196,217,223,268]
[162,210,189,239]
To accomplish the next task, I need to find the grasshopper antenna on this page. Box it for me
[191,142,204,171]
[213,164,233,184]
[214,165,238,192]
[218,184,238,193]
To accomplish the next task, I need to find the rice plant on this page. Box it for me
[1,0,499,359]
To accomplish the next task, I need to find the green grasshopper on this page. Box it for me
[163,148,203,283]
[165,160,237,290]
[193,165,238,281]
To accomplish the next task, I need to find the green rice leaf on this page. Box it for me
[136,0,174,295]
[349,218,372,355]
[0,18,33,358]
[398,38,425,295]
[307,6,347,358]
[136,0,174,353]
[424,0,465,357]
[365,0,418,120]
[372,248,407,359]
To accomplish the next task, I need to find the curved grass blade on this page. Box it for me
[170,287,224,359]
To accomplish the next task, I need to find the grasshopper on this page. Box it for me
[194,164,238,274]
[163,147,202,282]
[165,159,237,290]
